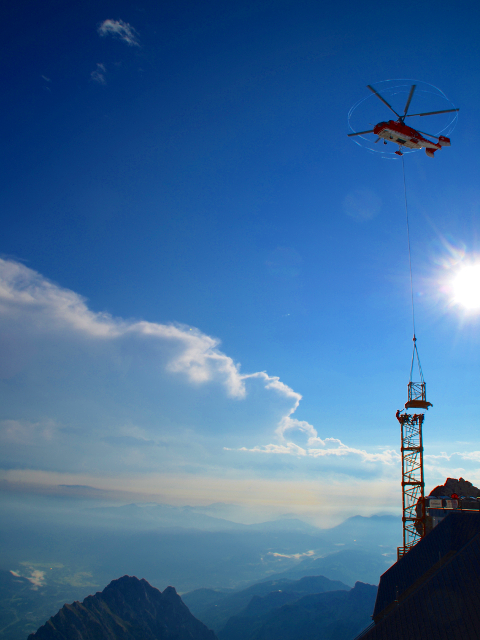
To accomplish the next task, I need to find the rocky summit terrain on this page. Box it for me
[27,575,217,640]
[429,477,480,498]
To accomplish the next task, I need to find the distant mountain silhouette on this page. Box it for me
[27,575,217,640]
[274,548,390,586]
[85,503,249,531]
[183,575,350,632]
[217,582,377,640]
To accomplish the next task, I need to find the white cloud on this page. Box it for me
[425,452,453,461]
[458,451,480,462]
[425,450,480,463]
[277,416,318,441]
[97,19,140,47]
[268,550,316,560]
[423,450,480,490]
[0,259,313,476]
[238,436,400,465]
[309,439,400,464]
[240,381,393,466]
[0,259,404,493]
[0,259,246,397]
[237,442,308,456]
[27,570,46,588]
[90,63,106,85]
[236,394,400,466]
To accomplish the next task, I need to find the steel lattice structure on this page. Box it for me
[396,381,430,560]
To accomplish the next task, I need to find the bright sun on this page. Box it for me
[452,265,480,309]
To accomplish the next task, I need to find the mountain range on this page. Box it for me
[217,581,377,640]
[25,574,377,640]
[182,574,350,632]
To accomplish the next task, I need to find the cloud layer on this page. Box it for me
[0,259,312,478]
[2,258,475,518]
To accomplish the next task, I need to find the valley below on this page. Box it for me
[0,501,400,639]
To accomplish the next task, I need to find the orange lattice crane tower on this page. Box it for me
[396,336,432,560]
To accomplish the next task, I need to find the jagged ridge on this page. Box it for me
[28,575,217,640]
[429,477,480,497]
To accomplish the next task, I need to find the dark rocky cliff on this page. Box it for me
[429,477,480,497]
[27,575,217,640]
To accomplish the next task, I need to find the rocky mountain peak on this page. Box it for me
[429,477,480,498]
[28,575,217,640]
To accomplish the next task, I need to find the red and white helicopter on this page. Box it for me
[348,84,459,157]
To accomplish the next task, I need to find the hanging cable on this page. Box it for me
[401,156,424,384]
[410,337,424,383]
[402,155,415,336]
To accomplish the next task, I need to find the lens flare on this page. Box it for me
[452,265,480,310]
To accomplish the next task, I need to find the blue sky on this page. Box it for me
[1,0,480,527]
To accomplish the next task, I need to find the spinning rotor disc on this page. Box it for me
[347,79,459,158]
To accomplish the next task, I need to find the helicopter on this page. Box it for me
[348,84,459,157]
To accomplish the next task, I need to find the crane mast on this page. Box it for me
[396,338,432,560]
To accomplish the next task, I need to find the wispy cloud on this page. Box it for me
[236,442,309,456]
[26,570,46,589]
[233,386,400,466]
[0,419,56,444]
[11,566,47,590]
[268,550,316,560]
[425,451,480,463]
[342,188,382,221]
[237,437,400,465]
[97,19,140,47]
[90,63,106,85]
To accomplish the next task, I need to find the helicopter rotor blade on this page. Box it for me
[416,130,440,139]
[405,108,459,117]
[347,129,375,137]
[403,85,416,118]
[367,85,401,118]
